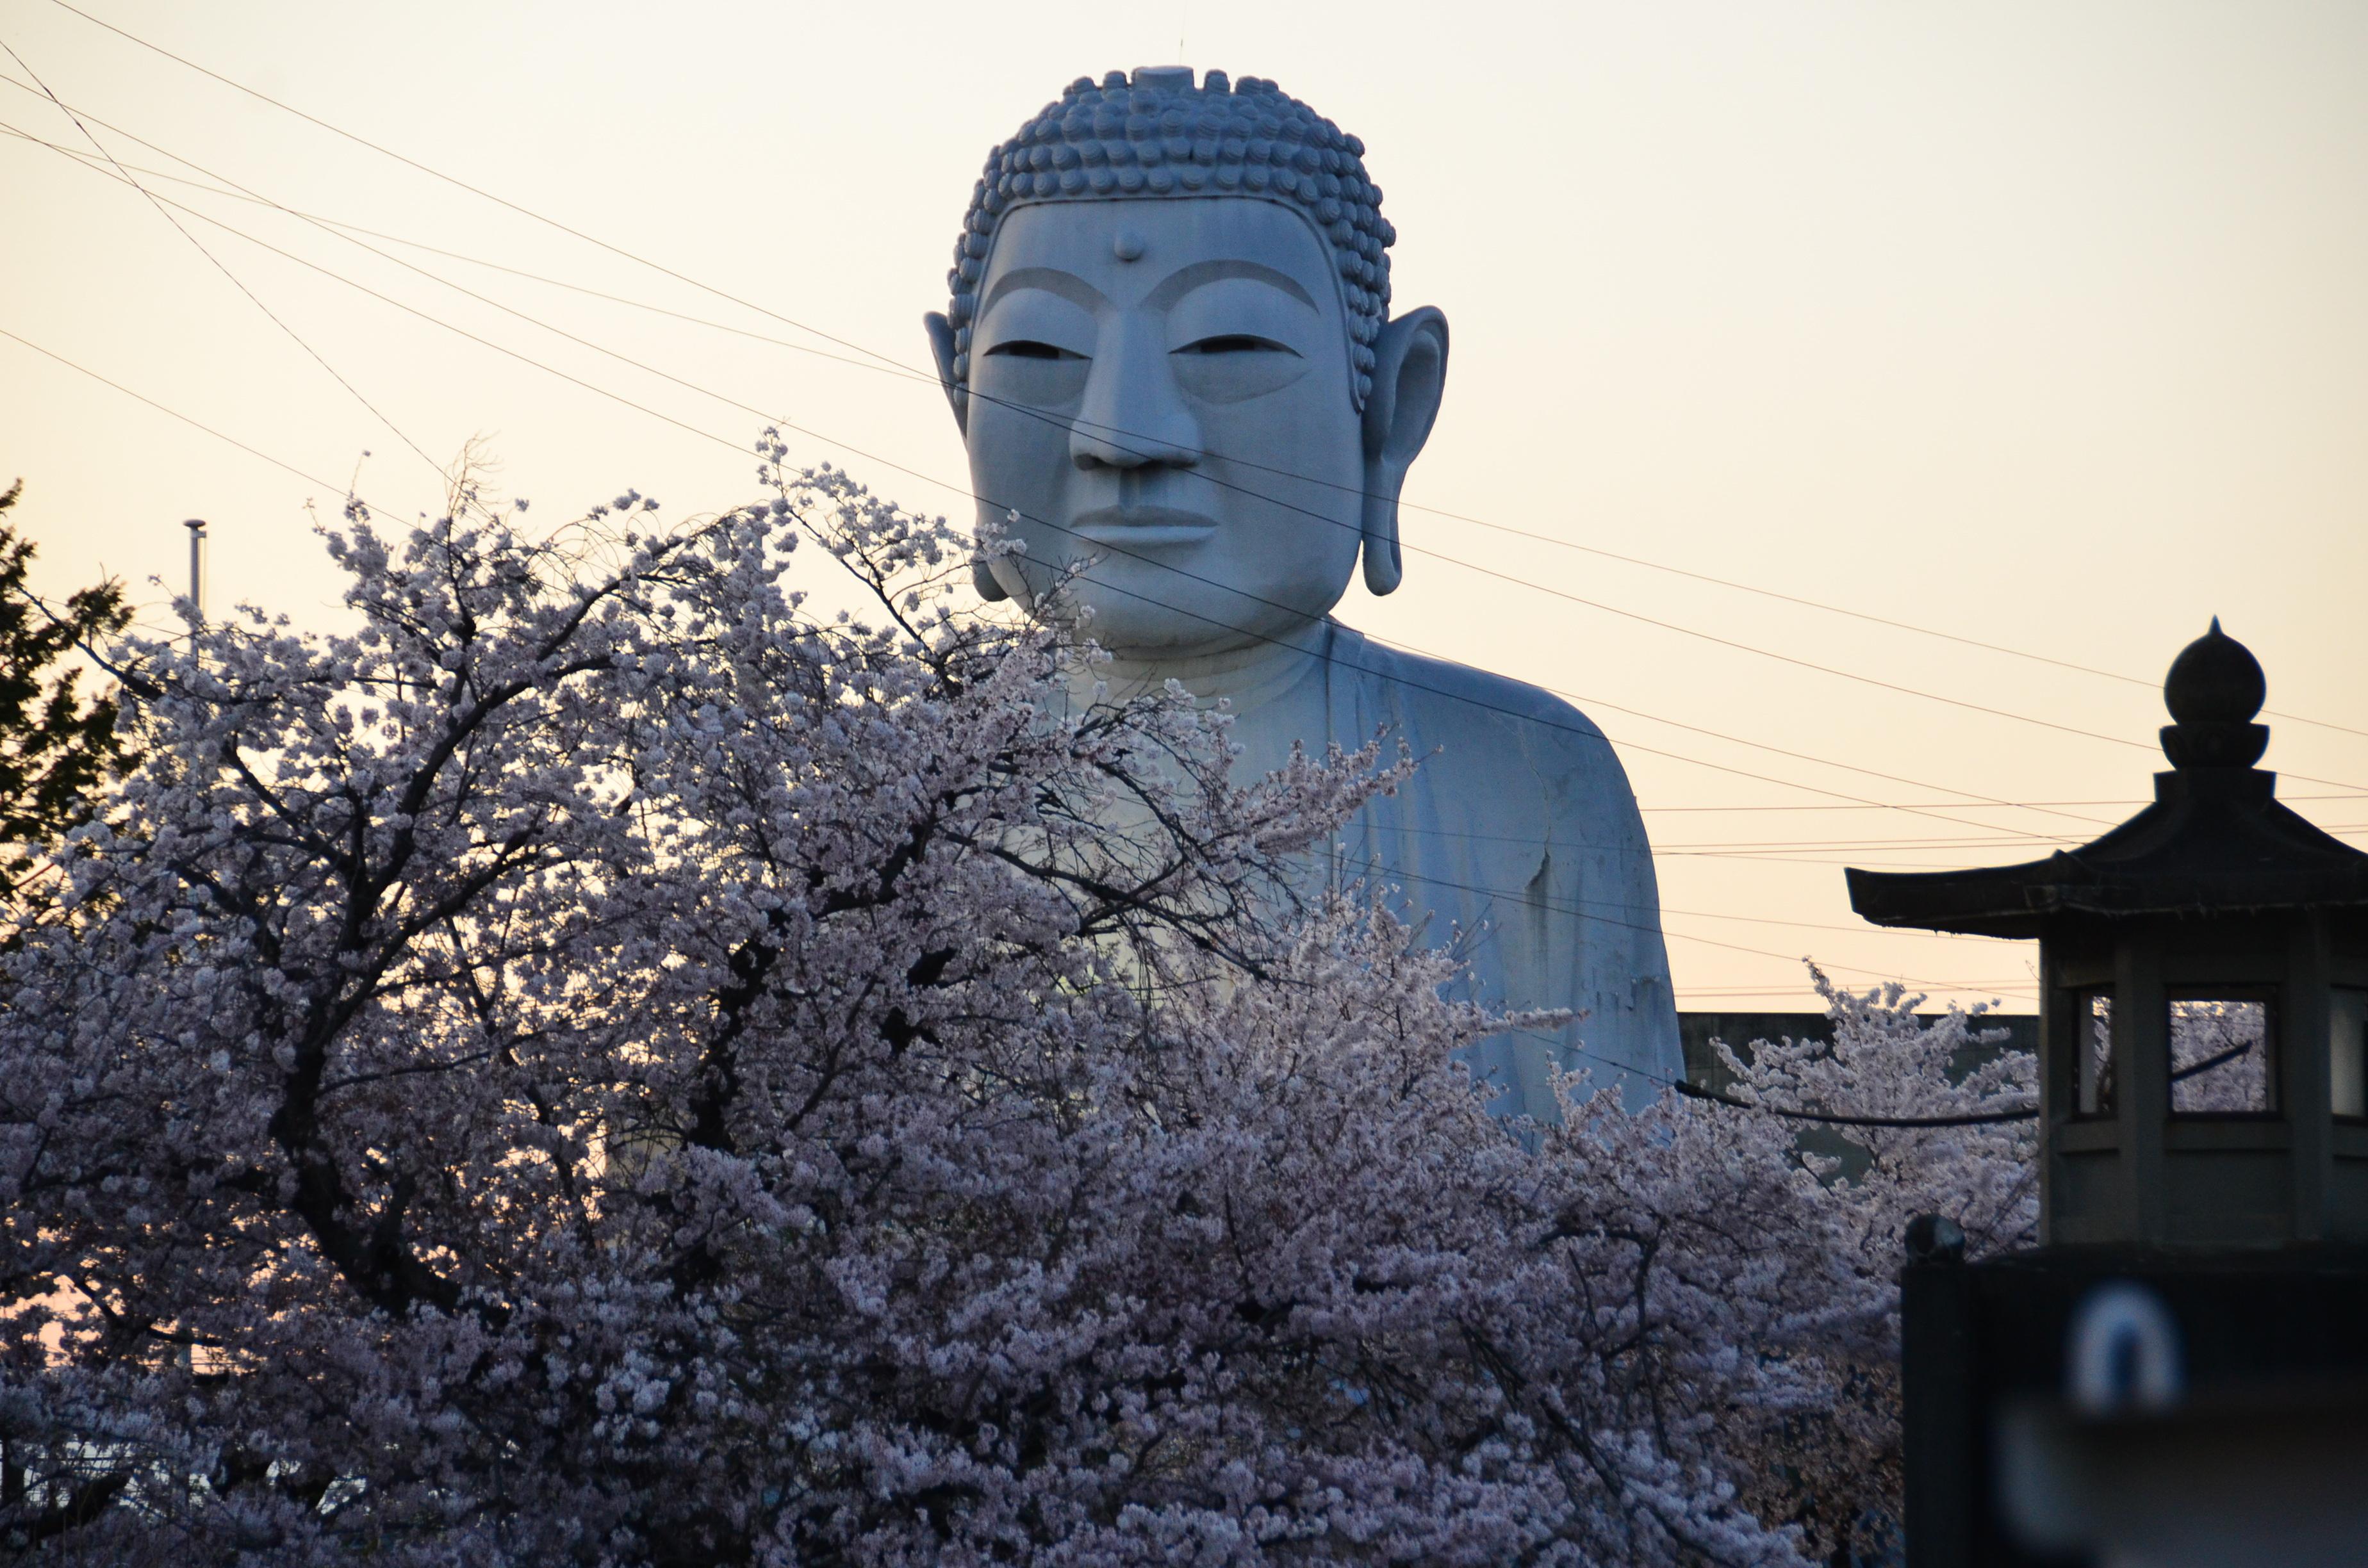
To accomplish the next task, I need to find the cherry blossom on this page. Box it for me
[0,452,2029,1565]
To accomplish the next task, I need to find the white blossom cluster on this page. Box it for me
[0,452,2030,1564]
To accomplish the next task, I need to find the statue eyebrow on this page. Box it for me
[1146,258,1318,311]
[977,266,1107,318]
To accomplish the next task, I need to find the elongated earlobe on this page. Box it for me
[1362,516,1403,596]
[1360,307,1449,598]
[928,310,1007,598]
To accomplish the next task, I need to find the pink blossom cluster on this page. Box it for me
[0,455,2029,1564]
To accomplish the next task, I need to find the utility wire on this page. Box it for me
[5,109,2347,773]
[8,93,2351,921]
[1372,822,2082,854]
[1640,795,2367,813]
[0,153,2310,867]
[1486,1020,2039,1127]
[9,148,2347,876]
[20,19,2364,752]
[0,335,2042,1125]
[0,306,2104,927]
[8,97,2358,842]
[1,142,2111,849]
[0,119,908,386]
[0,360,2048,1006]
[0,324,351,494]
[40,0,898,369]
[1680,1032,2257,1130]
[1336,853,2034,997]
[3,320,2059,997]
[1672,1081,2035,1128]
[36,108,2324,842]
[0,339,2049,1063]
[0,94,2163,797]
[3,109,2151,837]
[0,43,440,478]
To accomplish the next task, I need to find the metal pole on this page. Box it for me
[182,519,206,625]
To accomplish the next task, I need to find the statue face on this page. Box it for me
[958,197,1367,655]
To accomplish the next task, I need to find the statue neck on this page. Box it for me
[1082,618,1332,712]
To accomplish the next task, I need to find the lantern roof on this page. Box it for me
[1847,621,2368,938]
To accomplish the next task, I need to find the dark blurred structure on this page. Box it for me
[1677,1013,2039,1095]
[1849,622,2368,1567]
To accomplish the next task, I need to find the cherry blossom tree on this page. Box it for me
[1682,977,2037,1556]
[0,446,2029,1565]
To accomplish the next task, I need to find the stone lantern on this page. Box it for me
[1848,623,2368,1567]
[1849,620,2368,1248]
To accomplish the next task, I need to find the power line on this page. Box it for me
[0,325,352,495]
[15,141,2355,876]
[1370,821,2078,854]
[0,41,440,478]
[0,344,2039,1119]
[0,328,2079,965]
[9,108,2358,872]
[1659,907,2000,938]
[0,107,2234,765]
[22,17,2363,759]
[1335,851,2034,998]
[1,142,2114,849]
[0,119,908,386]
[0,92,2133,788]
[3,322,2059,998]
[1,327,2073,1035]
[1677,987,1900,999]
[10,88,2347,896]
[1326,815,2124,871]
[0,306,2039,867]
[1481,943,2044,1120]
[24,151,2350,872]
[1481,1017,2038,1127]
[40,0,903,372]
[1672,1079,2035,1128]
[8,122,2344,780]
[1321,825,2052,937]
[1640,795,2368,813]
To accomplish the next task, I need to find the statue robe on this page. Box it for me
[1094,618,1683,1120]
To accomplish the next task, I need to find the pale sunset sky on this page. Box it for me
[5,0,2365,1012]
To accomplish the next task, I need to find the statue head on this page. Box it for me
[925,67,1449,657]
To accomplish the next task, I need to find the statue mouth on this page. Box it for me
[1070,506,1218,548]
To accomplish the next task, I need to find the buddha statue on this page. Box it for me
[924,66,1681,1116]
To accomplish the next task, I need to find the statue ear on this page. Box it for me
[924,311,968,438]
[1358,307,1447,597]
[925,310,1009,601]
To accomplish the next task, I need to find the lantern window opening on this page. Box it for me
[2166,992,2276,1118]
[2070,986,2115,1120]
[2331,986,2368,1122]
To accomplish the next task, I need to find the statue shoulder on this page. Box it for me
[1332,625,1618,772]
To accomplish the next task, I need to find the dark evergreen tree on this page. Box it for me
[0,479,131,854]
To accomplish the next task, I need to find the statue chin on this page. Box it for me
[935,66,1684,1121]
[1000,555,1356,663]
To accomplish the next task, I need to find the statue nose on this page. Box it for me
[1070,331,1201,471]
[1071,423,1199,470]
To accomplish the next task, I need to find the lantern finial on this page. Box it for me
[2161,619,2268,769]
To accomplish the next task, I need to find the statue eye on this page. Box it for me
[1175,334,1295,356]
[984,339,1085,361]
[976,335,1090,410]
[1169,332,1310,404]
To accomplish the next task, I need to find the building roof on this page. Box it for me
[1846,623,2368,939]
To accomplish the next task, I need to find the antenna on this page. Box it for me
[183,518,206,628]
